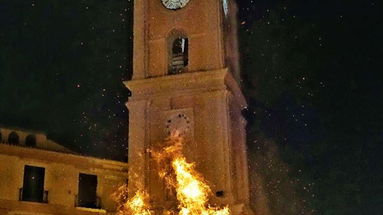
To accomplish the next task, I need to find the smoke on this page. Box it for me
[248,138,314,215]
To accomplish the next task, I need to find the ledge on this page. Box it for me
[124,69,247,108]
[76,206,107,213]
[0,144,128,174]
[0,199,112,215]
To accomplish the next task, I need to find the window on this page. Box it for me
[77,173,99,208]
[21,165,47,203]
[169,37,188,75]
[8,132,19,145]
[25,135,37,147]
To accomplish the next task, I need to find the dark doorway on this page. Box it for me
[25,135,37,147]
[8,132,19,145]
[22,165,45,203]
[77,173,98,208]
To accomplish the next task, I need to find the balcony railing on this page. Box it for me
[19,188,48,203]
[75,195,102,209]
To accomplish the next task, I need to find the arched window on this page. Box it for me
[8,132,19,145]
[25,135,37,147]
[169,36,188,75]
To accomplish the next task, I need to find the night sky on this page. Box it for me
[0,0,382,214]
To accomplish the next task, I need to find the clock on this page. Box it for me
[161,0,190,10]
[165,113,191,137]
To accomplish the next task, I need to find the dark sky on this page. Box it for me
[0,0,382,214]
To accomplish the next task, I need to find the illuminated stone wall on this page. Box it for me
[0,136,127,215]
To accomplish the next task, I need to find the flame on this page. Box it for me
[172,157,230,215]
[116,131,230,215]
[125,191,152,215]
[114,189,152,215]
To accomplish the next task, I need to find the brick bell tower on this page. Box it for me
[124,0,253,214]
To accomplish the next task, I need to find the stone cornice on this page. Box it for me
[0,144,128,175]
[124,69,247,108]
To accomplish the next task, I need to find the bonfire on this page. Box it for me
[115,131,230,215]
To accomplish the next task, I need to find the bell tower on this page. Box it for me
[125,0,253,214]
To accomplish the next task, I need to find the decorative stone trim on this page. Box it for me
[125,69,247,108]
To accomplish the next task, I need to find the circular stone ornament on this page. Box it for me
[161,0,190,10]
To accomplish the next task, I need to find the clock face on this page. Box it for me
[161,0,190,10]
[165,113,191,137]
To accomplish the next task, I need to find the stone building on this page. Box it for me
[0,126,128,215]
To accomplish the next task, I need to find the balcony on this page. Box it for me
[75,195,102,209]
[19,188,48,203]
